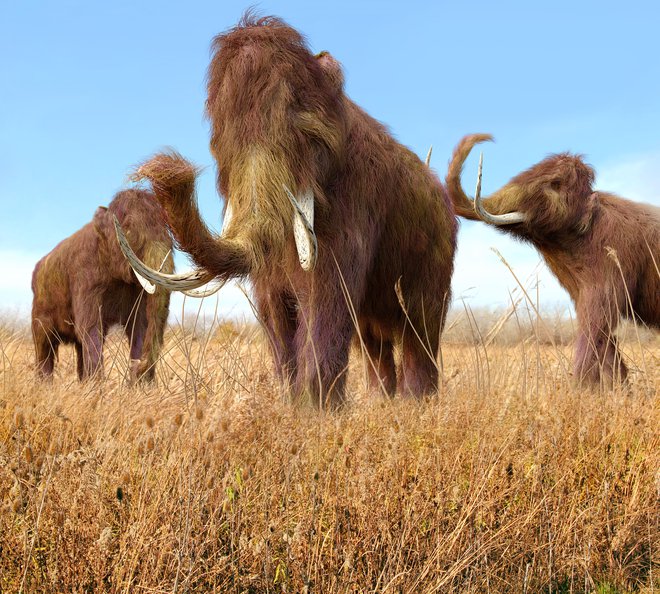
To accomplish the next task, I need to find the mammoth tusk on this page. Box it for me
[113,215,217,291]
[182,280,226,298]
[283,185,318,271]
[221,201,233,234]
[425,145,433,167]
[474,153,527,226]
[133,269,157,294]
[132,249,173,294]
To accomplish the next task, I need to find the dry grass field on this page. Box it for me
[0,306,658,593]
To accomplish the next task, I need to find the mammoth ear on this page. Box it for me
[93,206,109,239]
[315,50,344,93]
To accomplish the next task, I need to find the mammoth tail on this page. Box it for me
[445,133,494,221]
[132,151,251,281]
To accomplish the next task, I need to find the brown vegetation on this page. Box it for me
[1,307,657,593]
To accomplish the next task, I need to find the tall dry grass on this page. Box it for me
[0,304,658,593]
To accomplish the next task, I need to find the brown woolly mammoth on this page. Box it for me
[117,14,458,407]
[31,189,176,382]
[446,134,659,387]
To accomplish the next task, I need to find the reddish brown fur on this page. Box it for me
[31,189,173,382]
[447,134,660,387]
[136,14,457,407]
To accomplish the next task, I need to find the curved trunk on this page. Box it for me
[134,152,252,281]
[445,134,493,220]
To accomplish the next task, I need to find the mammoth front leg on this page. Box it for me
[77,325,104,380]
[574,291,628,387]
[32,320,58,378]
[254,283,298,387]
[132,291,170,383]
[294,257,366,409]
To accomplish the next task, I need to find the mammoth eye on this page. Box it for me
[549,180,562,191]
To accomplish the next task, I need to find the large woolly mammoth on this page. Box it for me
[446,134,659,387]
[31,189,175,382]
[117,15,457,407]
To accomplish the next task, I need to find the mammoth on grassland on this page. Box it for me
[31,188,222,383]
[117,14,458,407]
[446,134,659,387]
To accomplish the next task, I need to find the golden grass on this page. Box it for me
[0,311,658,593]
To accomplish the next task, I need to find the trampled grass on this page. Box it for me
[0,309,658,593]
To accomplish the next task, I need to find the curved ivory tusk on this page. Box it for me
[113,215,216,291]
[474,153,527,226]
[133,269,156,294]
[425,145,433,167]
[283,185,318,271]
[182,280,226,298]
[132,249,173,294]
[221,202,233,234]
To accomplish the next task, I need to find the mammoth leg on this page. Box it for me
[358,321,396,396]
[32,320,58,378]
[132,291,169,383]
[398,296,442,397]
[399,330,439,397]
[254,284,298,386]
[574,292,627,387]
[75,341,84,380]
[295,257,367,409]
[77,324,104,380]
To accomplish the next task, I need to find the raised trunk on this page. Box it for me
[445,133,493,221]
[135,152,252,281]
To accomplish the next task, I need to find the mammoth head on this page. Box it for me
[100,188,224,299]
[447,134,599,243]
[204,15,349,269]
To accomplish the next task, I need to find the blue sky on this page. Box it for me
[1,0,659,321]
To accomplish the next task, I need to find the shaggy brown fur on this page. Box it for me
[135,14,457,407]
[31,189,173,382]
[447,134,660,387]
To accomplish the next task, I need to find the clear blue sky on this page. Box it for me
[1,0,659,319]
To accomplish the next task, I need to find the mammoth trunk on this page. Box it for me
[445,133,493,221]
[134,152,251,281]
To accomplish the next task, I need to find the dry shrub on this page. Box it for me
[0,308,657,593]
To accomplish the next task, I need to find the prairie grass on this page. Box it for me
[0,307,657,593]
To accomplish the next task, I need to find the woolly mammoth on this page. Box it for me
[446,134,659,387]
[31,189,176,382]
[117,15,457,407]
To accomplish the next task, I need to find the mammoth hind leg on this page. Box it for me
[75,341,85,380]
[398,320,439,398]
[358,321,396,396]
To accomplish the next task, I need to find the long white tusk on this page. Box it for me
[221,202,232,234]
[425,145,433,167]
[114,215,216,291]
[474,153,527,226]
[133,270,156,294]
[182,280,226,298]
[283,185,317,271]
[132,249,172,294]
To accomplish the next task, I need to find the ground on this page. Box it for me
[0,311,657,593]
